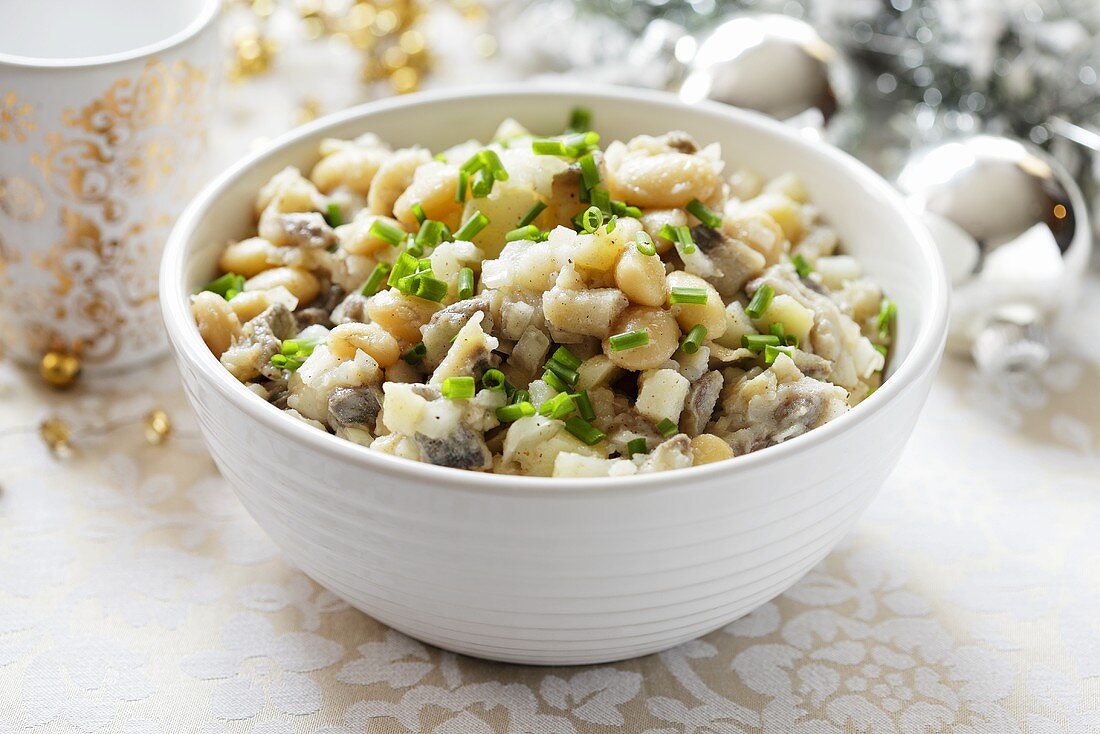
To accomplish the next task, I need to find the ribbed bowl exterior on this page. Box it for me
[176,352,937,664]
[163,86,949,665]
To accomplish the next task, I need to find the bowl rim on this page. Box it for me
[161,83,949,495]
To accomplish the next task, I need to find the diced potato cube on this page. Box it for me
[714,301,757,349]
[543,287,628,338]
[764,172,808,203]
[462,180,542,258]
[575,355,621,391]
[553,453,621,477]
[815,255,862,290]
[572,231,624,272]
[737,193,803,243]
[753,294,814,348]
[636,369,690,424]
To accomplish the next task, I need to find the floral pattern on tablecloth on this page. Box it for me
[1,277,1099,733]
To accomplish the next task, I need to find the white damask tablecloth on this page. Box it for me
[1,278,1099,733]
[3,7,1100,725]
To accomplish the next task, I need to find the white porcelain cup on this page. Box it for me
[0,0,220,372]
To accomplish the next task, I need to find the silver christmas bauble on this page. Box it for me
[896,135,1092,373]
[678,14,855,134]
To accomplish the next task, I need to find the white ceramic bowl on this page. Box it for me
[161,85,948,665]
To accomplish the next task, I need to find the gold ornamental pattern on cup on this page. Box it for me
[0,58,212,366]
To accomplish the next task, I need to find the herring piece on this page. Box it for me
[288,344,383,424]
[428,311,499,385]
[258,211,336,249]
[328,385,384,430]
[420,295,497,369]
[691,224,766,300]
[679,370,723,437]
[220,303,297,382]
[413,425,492,470]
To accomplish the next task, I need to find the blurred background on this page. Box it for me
[218,0,1100,226]
[215,0,1100,385]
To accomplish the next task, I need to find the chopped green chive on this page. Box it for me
[674,225,695,254]
[511,389,531,405]
[686,198,722,229]
[442,376,476,399]
[681,324,707,354]
[411,276,449,302]
[877,298,897,340]
[874,343,888,358]
[563,131,600,155]
[505,224,541,242]
[470,167,494,198]
[459,151,484,175]
[402,342,427,365]
[764,344,794,364]
[324,202,343,227]
[745,284,774,319]
[544,358,579,387]
[791,253,812,277]
[415,219,445,249]
[531,131,600,158]
[456,267,475,300]
[453,211,489,241]
[626,437,648,457]
[611,200,642,218]
[659,223,696,254]
[202,272,246,300]
[784,333,800,348]
[551,346,582,370]
[482,368,508,391]
[573,390,596,421]
[564,416,605,445]
[270,354,304,370]
[387,251,419,288]
[590,187,611,213]
[410,202,426,224]
[542,368,568,393]
[605,216,618,233]
[532,139,567,156]
[669,286,708,305]
[369,219,405,246]
[539,392,576,419]
[361,262,391,296]
[742,333,782,352]
[581,205,604,233]
[496,401,535,422]
[578,153,600,190]
[656,418,677,438]
[635,231,656,256]
[608,329,649,352]
[517,201,547,228]
[769,322,785,339]
[455,169,469,203]
[479,149,508,181]
[270,336,323,371]
[566,107,592,133]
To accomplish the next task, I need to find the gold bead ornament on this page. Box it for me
[38,416,73,456]
[1,409,194,457]
[39,351,81,389]
[144,409,173,445]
